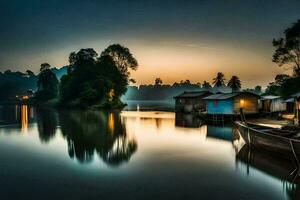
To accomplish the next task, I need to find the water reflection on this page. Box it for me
[36,107,58,142]
[0,105,35,128]
[236,145,300,200]
[58,110,137,166]
[2,106,300,199]
[175,112,204,127]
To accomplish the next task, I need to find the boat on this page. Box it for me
[235,121,300,163]
[236,145,300,184]
[236,145,300,198]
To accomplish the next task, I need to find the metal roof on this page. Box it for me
[261,95,281,100]
[291,91,300,97]
[284,98,294,103]
[203,93,238,100]
[203,92,260,100]
[174,91,211,98]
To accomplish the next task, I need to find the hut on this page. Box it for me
[260,95,286,113]
[284,98,294,113]
[291,92,300,125]
[174,91,212,113]
[203,92,260,115]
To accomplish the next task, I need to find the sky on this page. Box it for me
[0,0,299,88]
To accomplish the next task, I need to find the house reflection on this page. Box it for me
[175,112,204,128]
[236,145,300,200]
[206,123,234,141]
[58,110,137,166]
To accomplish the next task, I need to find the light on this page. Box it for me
[107,89,115,102]
[108,113,115,134]
[240,99,245,108]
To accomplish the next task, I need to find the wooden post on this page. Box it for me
[240,108,246,123]
[295,97,299,126]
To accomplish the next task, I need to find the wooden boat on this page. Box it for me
[236,145,300,184]
[235,121,300,163]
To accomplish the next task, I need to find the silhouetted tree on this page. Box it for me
[254,85,262,94]
[275,74,290,86]
[213,72,226,87]
[101,44,138,82]
[155,78,163,85]
[273,20,300,76]
[60,45,136,108]
[35,63,59,101]
[227,75,241,92]
[40,63,51,72]
[26,70,35,77]
[202,81,212,90]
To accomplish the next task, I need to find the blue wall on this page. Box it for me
[206,100,233,114]
[207,125,233,141]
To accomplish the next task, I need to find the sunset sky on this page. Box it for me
[1,0,300,88]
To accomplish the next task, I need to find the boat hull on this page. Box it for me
[235,121,300,161]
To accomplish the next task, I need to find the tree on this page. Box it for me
[280,76,300,98]
[272,20,300,76]
[212,72,226,87]
[155,78,163,86]
[40,63,51,72]
[100,44,138,82]
[202,81,212,90]
[254,85,262,94]
[227,75,241,92]
[274,74,290,86]
[26,70,35,77]
[59,45,136,108]
[36,63,59,101]
[60,48,104,105]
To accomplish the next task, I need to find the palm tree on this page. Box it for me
[213,72,226,87]
[227,75,241,92]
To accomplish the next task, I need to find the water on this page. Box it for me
[0,105,299,200]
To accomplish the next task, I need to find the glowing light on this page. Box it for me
[107,89,115,102]
[22,95,29,100]
[240,99,245,108]
[21,105,28,133]
[108,113,115,134]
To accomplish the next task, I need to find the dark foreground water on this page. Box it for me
[0,105,299,200]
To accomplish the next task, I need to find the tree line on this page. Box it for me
[124,73,262,101]
[34,44,138,108]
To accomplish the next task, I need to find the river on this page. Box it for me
[0,104,298,199]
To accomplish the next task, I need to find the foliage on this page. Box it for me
[155,78,163,85]
[124,79,208,101]
[273,20,300,76]
[101,44,138,82]
[212,72,226,87]
[280,76,300,98]
[35,63,59,101]
[0,70,38,101]
[202,81,212,90]
[264,74,295,97]
[227,76,241,92]
[59,45,137,108]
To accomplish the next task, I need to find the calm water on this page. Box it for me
[0,105,299,200]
